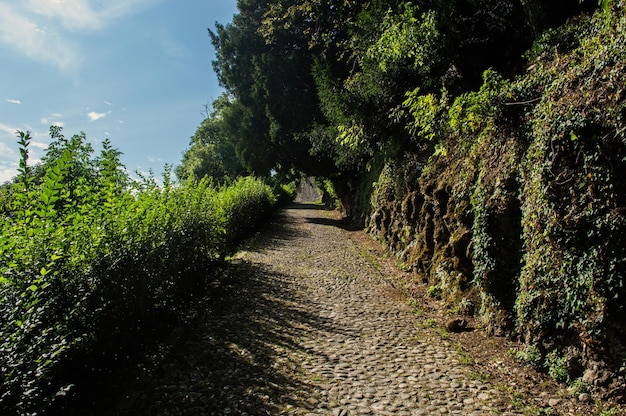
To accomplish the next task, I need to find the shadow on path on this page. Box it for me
[305,216,363,232]
[281,201,363,232]
[115,205,356,415]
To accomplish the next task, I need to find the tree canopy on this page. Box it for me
[180,0,602,184]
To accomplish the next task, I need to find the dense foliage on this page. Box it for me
[199,0,625,396]
[176,96,248,183]
[367,1,626,394]
[198,0,597,211]
[0,128,291,414]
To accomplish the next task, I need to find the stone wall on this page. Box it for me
[295,177,322,203]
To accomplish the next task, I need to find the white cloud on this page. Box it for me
[0,141,14,156]
[0,167,18,184]
[26,0,163,31]
[88,111,110,121]
[0,0,163,71]
[6,99,21,104]
[0,122,19,136]
[41,113,63,125]
[0,3,78,72]
[0,141,17,183]
[27,0,103,31]
[30,141,49,149]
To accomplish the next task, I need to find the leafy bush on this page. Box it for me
[0,128,282,414]
[545,351,570,384]
[217,176,277,258]
[426,285,443,300]
[514,345,543,370]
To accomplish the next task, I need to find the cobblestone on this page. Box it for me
[122,204,529,415]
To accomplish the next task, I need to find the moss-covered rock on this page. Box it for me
[364,4,626,393]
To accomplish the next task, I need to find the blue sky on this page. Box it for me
[0,0,238,183]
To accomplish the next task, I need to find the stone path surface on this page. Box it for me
[120,204,528,415]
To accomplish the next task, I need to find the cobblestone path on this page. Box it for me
[121,204,527,415]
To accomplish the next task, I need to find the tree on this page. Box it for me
[176,95,248,182]
[209,0,335,177]
[205,0,604,194]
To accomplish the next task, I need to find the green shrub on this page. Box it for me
[217,176,276,258]
[0,129,281,414]
[514,344,543,370]
[427,285,443,300]
[545,351,570,384]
